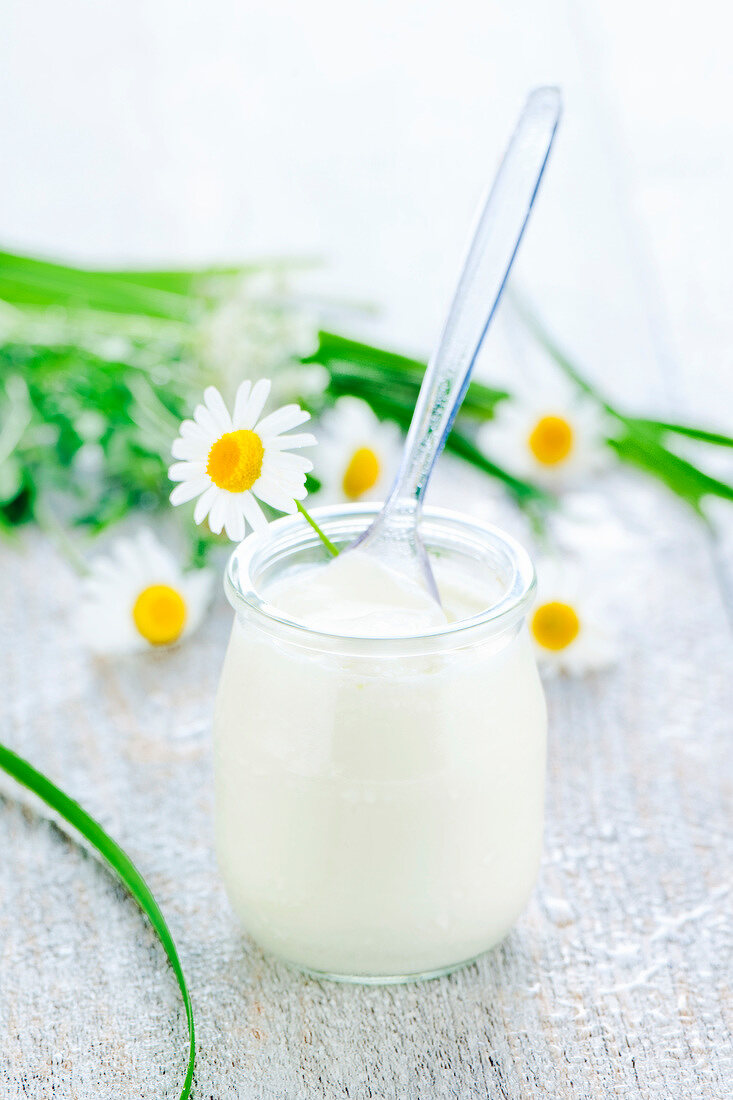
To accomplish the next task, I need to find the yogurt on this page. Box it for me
[213,514,547,980]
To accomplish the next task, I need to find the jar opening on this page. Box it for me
[225,504,536,648]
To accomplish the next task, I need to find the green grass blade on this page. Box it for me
[310,331,508,420]
[0,251,195,319]
[608,426,733,512]
[0,741,195,1100]
[510,296,619,416]
[629,418,733,449]
[0,249,320,304]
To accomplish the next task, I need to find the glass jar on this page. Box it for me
[213,504,546,982]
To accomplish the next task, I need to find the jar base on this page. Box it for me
[275,949,490,986]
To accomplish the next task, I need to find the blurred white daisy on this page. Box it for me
[198,272,319,399]
[168,380,316,543]
[268,363,329,408]
[479,396,609,488]
[530,559,618,676]
[79,530,214,654]
[316,397,402,503]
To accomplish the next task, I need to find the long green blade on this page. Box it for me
[0,741,195,1100]
[0,251,194,318]
[629,418,733,449]
[309,331,508,420]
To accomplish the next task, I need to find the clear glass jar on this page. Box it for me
[213,504,546,983]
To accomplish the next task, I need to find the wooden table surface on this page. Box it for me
[1,463,731,1099]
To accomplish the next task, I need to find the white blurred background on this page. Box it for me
[1,0,731,421]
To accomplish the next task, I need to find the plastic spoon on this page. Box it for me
[350,86,562,603]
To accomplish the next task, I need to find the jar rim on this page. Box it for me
[224,503,536,647]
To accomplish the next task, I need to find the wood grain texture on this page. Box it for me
[1,479,731,1099]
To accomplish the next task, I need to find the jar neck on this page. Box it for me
[225,503,536,656]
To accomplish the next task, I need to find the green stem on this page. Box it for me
[0,741,195,1100]
[295,500,339,556]
[511,293,621,418]
[34,500,89,577]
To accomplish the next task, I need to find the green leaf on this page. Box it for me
[608,424,733,512]
[0,457,23,504]
[0,741,195,1100]
[0,251,195,320]
[629,418,733,449]
[309,331,508,420]
[0,249,320,315]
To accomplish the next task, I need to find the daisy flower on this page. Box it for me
[197,272,319,397]
[78,529,214,654]
[168,380,316,543]
[530,559,618,676]
[316,397,402,503]
[479,396,609,488]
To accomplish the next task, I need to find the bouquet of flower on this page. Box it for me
[2,247,731,673]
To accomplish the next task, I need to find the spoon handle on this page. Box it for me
[387,87,562,514]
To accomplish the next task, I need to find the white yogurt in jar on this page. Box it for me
[214,537,547,980]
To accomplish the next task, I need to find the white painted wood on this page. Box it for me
[1,469,731,1099]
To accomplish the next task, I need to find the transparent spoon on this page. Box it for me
[349,86,562,602]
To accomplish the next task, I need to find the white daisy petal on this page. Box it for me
[203,385,233,431]
[208,494,228,535]
[241,491,268,531]
[170,477,210,505]
[253,479,300,513]
[193,484,219,525]
[262,452,313,478]
[267,432,317,451]
[256,404,311,438]
[168,461,206,483]
[136,530,180,577]
[239,379,271,429]
[233,380,253,427]
[223,498,246,542]
[87,555,117,583]
[179,418,208,441]
[114,538,145,574]
[172,437,209,461]
[193,403,221,438]
[180,570,215,637]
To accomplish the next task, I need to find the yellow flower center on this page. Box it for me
[527,415,574,465]
[132,585,187,646]
[206,430,264,492]
[342,447,380,500]
[531,601,580,651]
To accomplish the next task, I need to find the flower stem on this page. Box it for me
[295,500,339,557]
[34,500,89,577]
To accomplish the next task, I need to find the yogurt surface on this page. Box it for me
[264,548,502,635]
